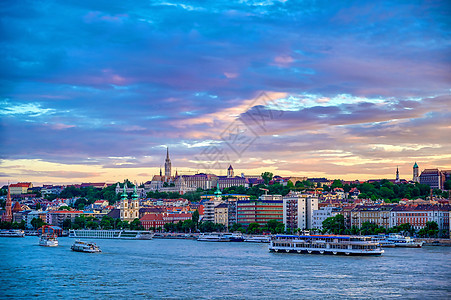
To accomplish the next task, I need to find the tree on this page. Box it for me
[62,219,72,229]
[74,215,87,229]
[263,220,284,234]
[59,206,71,211]
[444,180,451,191]
[100,216,113,230]
[130,218,144,230]
[31,217,45,229]
[261,172,273,185]
[331,180,343,189]
[322,214,345,234]
[247,222,261,234]
[192,210,200,226]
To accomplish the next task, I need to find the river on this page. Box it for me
[0,237,450,299]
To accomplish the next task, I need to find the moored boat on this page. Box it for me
[385,234,423,248]
[0,229,25,237]
[269,235,384,256]
[39,234,58,247]
[223,233,244,242]
[244,235,271,243]
[197,233,230,242]
[71,240,101,253]
[69,229,153,240]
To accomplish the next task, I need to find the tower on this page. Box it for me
[413,162,419,183]
[165,147,172,178]
[1,185,12,222]
[120,185,129,221]
[227,165,234,178]
[395,166,399,182]
[131,185,140,220]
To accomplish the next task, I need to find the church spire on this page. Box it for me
[396,166,399,182]
[165,147,172,177]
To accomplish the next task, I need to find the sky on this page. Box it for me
[1,0,450,186]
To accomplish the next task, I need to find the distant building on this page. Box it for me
[419,169,445,190]
[227,165,234,178]
[9,182,33,195]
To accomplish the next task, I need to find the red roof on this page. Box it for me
[10,183,31,188]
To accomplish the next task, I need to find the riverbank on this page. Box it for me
[418,238,451,246]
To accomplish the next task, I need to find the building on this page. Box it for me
[214,203,229,228]
[283,192,318,230]
[46,210,84,227]
[312,206,341,230]
[9,182,33,195]
[119,186,140,222]
[217,176,248,190]
[236,197,283,226]
[390,205,450,231]
[350,206,393,229]
[202,185,224,223]
[419,169,445,190]
[140,212,192,230]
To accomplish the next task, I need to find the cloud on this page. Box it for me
[1,0,450,184]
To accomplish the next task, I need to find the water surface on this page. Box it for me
[0,237,449,299]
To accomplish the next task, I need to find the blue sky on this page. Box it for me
[1,0,450,185]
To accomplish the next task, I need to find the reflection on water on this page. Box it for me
[0,237,450,299]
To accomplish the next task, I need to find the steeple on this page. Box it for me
[164,147,172,177]
[413,162,419,182]
[132,185,139,200]
[227,165,234,178]
[396,166,399,182]
[1,185,12,222]
[159,166,162,177]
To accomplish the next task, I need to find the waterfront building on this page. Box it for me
[140,212,192,230]
[120,186,140,222]
[350,206,393,229]
[214,203,228,228]
[419,169,445,190]
[283,191,318,230]
[46,210,84,227]
[9,182,33,195]
[390,205,450,231]
[1,186,12,222]
[312,206,341,230]
[236,196,283,226]
[202,185,224,223]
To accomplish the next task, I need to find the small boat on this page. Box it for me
[197,233,230,242]
[71,240,101,253]
[385,234,423,248]
[39,234,58,247]
[244,235,271,243]
[223,233,244,242]
[0,229,25,237]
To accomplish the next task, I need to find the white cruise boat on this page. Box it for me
[71,240,101,253]
[0,229,25,237]
[385,234,423,248]
[269,235,384,256]
[197,233,230,242]
[244,235,271,243]
[69,229,153,240]
[39,234,58,247]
